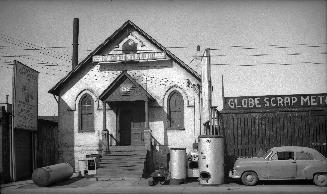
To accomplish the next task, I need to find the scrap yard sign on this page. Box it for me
[13,60,39,130]
[224,93,327,110]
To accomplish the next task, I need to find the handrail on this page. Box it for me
[109,133,120,145]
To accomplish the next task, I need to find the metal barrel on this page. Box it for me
[198,135,224,185]
[169,148,186,184]
[32,163,73,186]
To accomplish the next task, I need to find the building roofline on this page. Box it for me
[99,71,154,101]
[49,20,200,96]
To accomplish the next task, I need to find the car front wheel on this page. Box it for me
[241,171,258,186]
[314,173,327,187]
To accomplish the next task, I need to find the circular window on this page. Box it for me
[122,39,137,54]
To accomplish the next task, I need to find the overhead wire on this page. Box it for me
[0,33,72,63]
[0,36,325,72]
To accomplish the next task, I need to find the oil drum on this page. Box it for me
[32,163,73,186]
[198,135,224,185]
[169,148,186,184]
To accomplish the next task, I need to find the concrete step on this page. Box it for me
[95,146,147,179]
[107,146,146,152]
[98,164,144,168]
[97,169,144,174]
[100,156,146,161]
[99,161,144,168]
[101,154,146,160]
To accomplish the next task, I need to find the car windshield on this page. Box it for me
[263,149,273,159]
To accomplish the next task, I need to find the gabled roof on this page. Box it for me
[99,71,154,101]
[49,20,200,95]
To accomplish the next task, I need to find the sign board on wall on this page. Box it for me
[224,93,327,110]
[13,60,39,131]
[92,52,166,63]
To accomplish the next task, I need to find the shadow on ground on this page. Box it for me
[18,176,96,189]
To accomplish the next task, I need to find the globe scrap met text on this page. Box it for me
[225,94,327,109]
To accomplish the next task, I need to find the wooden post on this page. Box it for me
[103,101,107,131]
[11,66,16,181]
[102,101,109,151]
[144,99,151,150]
[145,100,149,129]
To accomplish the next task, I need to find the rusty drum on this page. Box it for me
[198,135,224,185]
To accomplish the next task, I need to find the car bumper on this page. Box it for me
[229,170,241,179]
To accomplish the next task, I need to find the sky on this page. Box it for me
[0,0,326,115]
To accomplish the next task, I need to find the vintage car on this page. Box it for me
[229,146,327,186]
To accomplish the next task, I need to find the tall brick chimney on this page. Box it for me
[72,18,79,70]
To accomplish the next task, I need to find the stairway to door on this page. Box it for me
[96,146,147,179]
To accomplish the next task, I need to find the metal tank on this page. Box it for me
[32,163,73,186]
[169,148,186,184]
[198,135,224,185]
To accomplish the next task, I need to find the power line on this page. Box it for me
[0,50,67,67]
[0,33,72,62]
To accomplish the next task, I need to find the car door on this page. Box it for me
[295,151,315,179]
[268,151,297,179]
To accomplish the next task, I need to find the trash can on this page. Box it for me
[169,148,186,184]
[198,135,224,185]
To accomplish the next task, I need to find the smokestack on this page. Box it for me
[72,18,79,70]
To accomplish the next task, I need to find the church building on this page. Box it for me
[49,20,202,173]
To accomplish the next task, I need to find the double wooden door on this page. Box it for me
[119,102,145,146]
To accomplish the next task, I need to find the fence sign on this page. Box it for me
[224,93,327,110]
[13,60,39,131]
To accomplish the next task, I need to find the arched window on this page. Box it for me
[168,91,184,130]
[79,94,94,132]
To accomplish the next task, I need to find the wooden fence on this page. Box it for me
[209,108,327,174]
[217,109,327,159]
[37,118,58,167]
[0,108,58,182]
